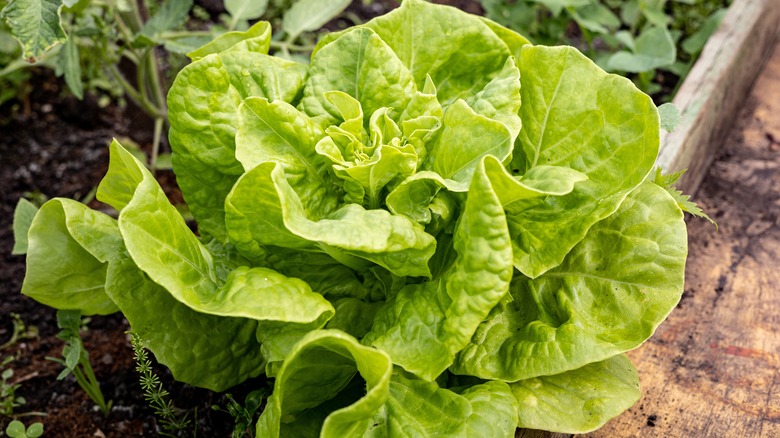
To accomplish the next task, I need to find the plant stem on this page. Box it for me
[228,12,240,32]
[151,117,164,173]
[72,366,109,414]
[128,0,146,31]
[138,49,152,108]
[146,50,167,116]
[15,411,48,418]
[112,6,139,51]
[108,65,164,118]
[368,189,380,210]
[143,47,168,173]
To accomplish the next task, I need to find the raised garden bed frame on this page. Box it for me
[656,0,780,195]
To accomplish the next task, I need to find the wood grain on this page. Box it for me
[656,0,780,196]
[518,36,780,438]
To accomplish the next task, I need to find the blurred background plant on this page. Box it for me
[0,0,352,169]
[1,0,733,131]
[0,0,734,183]
[479,0,732,98]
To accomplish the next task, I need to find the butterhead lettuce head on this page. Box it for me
[20,0,687,435]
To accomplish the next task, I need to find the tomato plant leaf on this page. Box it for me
[1,0,65,60]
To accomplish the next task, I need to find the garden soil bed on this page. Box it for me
[2,4,779,438]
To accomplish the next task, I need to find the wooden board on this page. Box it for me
[517,38,780,438]
[655,0,780,196]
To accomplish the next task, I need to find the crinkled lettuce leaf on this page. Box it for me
[187,21,272,61]
[225,161,436,278]
[98,140,335,390]
[22,199,120,315]
[508,45,660,279]
[452,181,686,380]
[256,330,393,437]
[364,158,513,381]
[302,27,416,126]
[360,0,512,104]
[368,371,518,437]
[168,50,307,241]
[235,96,339,220]
[105,252,266,391]
[256,330,518,438]
[511,354,641,433]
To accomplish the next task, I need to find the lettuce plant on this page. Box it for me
[19,0,690,435]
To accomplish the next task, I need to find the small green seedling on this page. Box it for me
[129,332,190,437]
[47,310,111,414]
[1,355,25,417]
[0,313,39,351]
[5,420,43,438]
[212,390,267,438]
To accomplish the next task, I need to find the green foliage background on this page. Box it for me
[479,0,732,96]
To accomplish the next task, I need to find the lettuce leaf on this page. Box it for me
[452,181,686,380]
[511,354,641,433]
[167,51,308,241]
[22,199,120,315]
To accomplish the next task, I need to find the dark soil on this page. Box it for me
[0,70,137,435]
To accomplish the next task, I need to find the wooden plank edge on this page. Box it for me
[656,0,780,195]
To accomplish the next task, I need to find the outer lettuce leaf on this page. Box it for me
[361,0,512,104]
[256,332,518,438]
[365,159,513,381]
[511,354,640,433]
[12,198,38,255]
[225,161,436,278]
[99,140,335,388]
[22,199,119,315]
[255,330,393,437]
[102,140,333,322]
[477,15,532,59]
[187,21,272,61]
[217,266,333,325]
[452,181,686,380]
[168,51,307,240]
[365,371,518,437]
[105,253,266,391]
[104,141,227,303]
[301,27,416,126]
[507,45,660,278]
